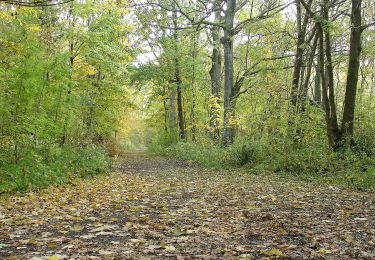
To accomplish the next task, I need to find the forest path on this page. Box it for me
[0,152,374,259]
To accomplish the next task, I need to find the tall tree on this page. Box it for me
[172,4,186,140]
[221,0,236,145]
[290,0,313,111]
[341,0,363,141]
[209,0,222,141]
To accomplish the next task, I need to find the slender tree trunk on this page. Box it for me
[318,24,335,148]
[290,0,312,110]
[222,0,236,146]
[314,56,322,105]
[209,0,222,141]
[169,89,177,133]
[163,97,168,133]
[322,1,340,148]
[341,0,362,141]
[61,2,75,147]
[190,28,197,142]
[301,31,319,111]
[172,7,186,140]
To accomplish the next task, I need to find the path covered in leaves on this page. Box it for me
[1,152,374,259]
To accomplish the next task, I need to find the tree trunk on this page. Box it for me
[318,24,335,148]
[190,27,198,142]
[314,56,322,105]
[169,89,177,133]
[209,0,222,141]
[163,96,168,132]
[172,7,186,140]
[60,2,75,147]
[300,30,318,111]
[290,0,312,110]
[322,1,340,148]
[222,0,236,146]
[341,0,362,141]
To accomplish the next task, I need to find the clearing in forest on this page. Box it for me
[0,152,374,259]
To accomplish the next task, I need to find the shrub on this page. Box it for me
[0,145,110,194]
[222,138,266,167]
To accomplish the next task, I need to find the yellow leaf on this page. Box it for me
[345,235,355,243]
[47,241,58,249]
[319,248,332,254]
[48,255,60,260]
[99,250,114,256]
[265,248,284,257]
[71,225,84,232]
[165,245,176,252]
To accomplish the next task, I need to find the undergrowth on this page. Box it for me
[0,145,110,194]
[149,133,375,192]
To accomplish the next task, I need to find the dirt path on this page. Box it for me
[0,153,374,259]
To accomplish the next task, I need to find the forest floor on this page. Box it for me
[0,152,374,259]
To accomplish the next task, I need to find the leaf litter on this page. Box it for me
[0,152,374,259]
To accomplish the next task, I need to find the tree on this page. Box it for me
[341,0,363,141]
[209,0,222,141]
[302,0,371,148]
[221,0,237,145]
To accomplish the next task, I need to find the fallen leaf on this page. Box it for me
[165,245,176,252]
[99,250,114,256]
[345,235,355,244]
[265,248,284,257]
[71,225,84,232]
[319,248,332,254]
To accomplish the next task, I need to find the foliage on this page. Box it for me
[150,127,375,191]
[132,0,374,192]
[0,1,134,193]
[0,146,109,194]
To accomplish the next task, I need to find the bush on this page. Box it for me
[222,138,266,167]
[148,132,178,153]
[0,145,110,194]
[162,142,223,168]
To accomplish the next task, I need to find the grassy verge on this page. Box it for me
[149,140,375,192]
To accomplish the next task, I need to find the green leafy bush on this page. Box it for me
[222,138,266,167]
[0,146,110,194]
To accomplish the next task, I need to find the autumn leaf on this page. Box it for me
[265,248,284,257]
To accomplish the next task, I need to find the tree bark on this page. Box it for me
[190,26,198,142]
[221,0,236,146]
[341,0,362,141]
[300,30,318,111]
[172,6,186,140]
[323,1,340,148]
[314,55,322,105]
[318,24,336,148]
[290,0,312,110]
[169,89,177,133]
[209,0,222,141]
[60,2,75,147]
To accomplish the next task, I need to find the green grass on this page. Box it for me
[150,139,375,192]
